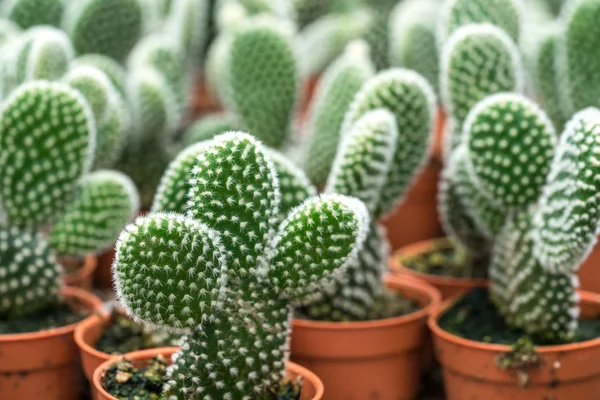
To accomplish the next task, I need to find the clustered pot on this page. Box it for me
[430,291,600,399]
[0,287,103,400]
[92,347,325,400]
[291,274,441,399]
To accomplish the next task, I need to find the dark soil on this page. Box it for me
[438,288,600,345]
[102,356,303,400]
[0,302,87,334]
[94,310,179,355]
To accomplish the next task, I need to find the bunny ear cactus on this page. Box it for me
[0,227,63,318]
[362,0,398,70]
[181,112,242,146]
[441,23,524,155]
[63,0,143,62]
[557,0,600,114]
[73,54,128,98]
[50,170,139,257]
[389,0,440,94]
[0,81,95,228]
[2,0,64,29]
[226,17,299,149]
[437,0,523,49]
[114,131,369,398]
[166,0,209,60]
[303,40,375,187]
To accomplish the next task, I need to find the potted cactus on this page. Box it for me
[94,132,369,399]
[429,93,600,399]
[292,68,442,399]
[0,80,137,400]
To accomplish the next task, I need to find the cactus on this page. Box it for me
[50,170,140,257]
[557,0,600,114]
[0,227,63,318]
[63,0,143,62]
[441,24,524,155]
[437,0,522,48]
[204,32,232,105]
[2,0,64,29]
[0,81,95,228]
[73,54,128,98]
[362,0,398,70]
[303,41,375,187]
[114,131,368,398]
[226,16,298,149]
[389,0,440,94]
[166,0,209,60]
[181,112,242,146]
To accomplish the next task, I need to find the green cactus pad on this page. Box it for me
[303,40,375,187]
[264,148,317,219]
[50,170,139,257]
[204,33,232,105]
[227,17,298,148]
[533,108,600,273]
[326,109,398,215]
[0,81,95,228]
[64,65,116,126]
[441,23,524,139]
[152,142,209,214]
[73,54,128,97]
[558,0,600,113]
[114,213,227,330]
[187,132,279,281]
[64,0,143,61]
[167,0,208,59]
[3,0,64,29]
[341,68,436,217]
[438,0,522,47]
[182,113,243,146]
[266,194,368,304]
[0,227,63,317]
[465,93,556,208]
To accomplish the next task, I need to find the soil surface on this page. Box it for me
[0,302,87,334]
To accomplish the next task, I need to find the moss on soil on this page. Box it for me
[0,302,87,334]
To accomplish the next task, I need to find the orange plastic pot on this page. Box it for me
[93,247,115,291]
[93,348,324,400]
[0,287,103,400]
[62,254,98,291]
[291,274,441,399]
[390,238,488,300]
[576,241,600,293]
[74,310,113,383]
[430,290,600,399]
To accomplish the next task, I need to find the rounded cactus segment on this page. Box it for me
[152,142,209,214]
[3,0,64,29]
[182,113,242,146]
[0,81,95,228]
[187,132,280,280]
[114,213,227,330]
[465,93,556,208]
[266,194,368,304]
[167,0,208,59]
[64,65,116,126]
[50,170,140,257]
[264,148,317,219]
[73,54,127,97]
[326,109,398,215]
[0,227,63,318]
[303,40,375,187]
[533,108,600,273]
[227,17,298,149]
[438,0,522,47]
[63,0,143,61]
[342,68,436,217]
[441,23,524,140]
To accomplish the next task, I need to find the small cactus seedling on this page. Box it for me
[389,0,440,94]
[63,0,143,62]
[303,40,375,187]
[2,0,64,29]
[114,132,369,398]
[226,16,299,149]
[437,0,523,49]
[440,23,524,156]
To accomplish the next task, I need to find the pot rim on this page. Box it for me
[390,237,489,286]
[0,286,103,342]
[63,254,98,283]
[92,347,324,400]
[74,309,113,364]
[428,289,600,353]
[292,273,441,331]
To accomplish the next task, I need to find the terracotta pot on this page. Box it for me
[300,74,321,124]
[430,290,600,399]
[190,72,222,118]
[93,347,324,400]
[0,287,103,400]
[93,247,116,291]
[576,243,600,293]
[74,311,113,383]
[291,274,441,399]
[390,238,489,300]
[62,254,98,291]
[431,106,447,162]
